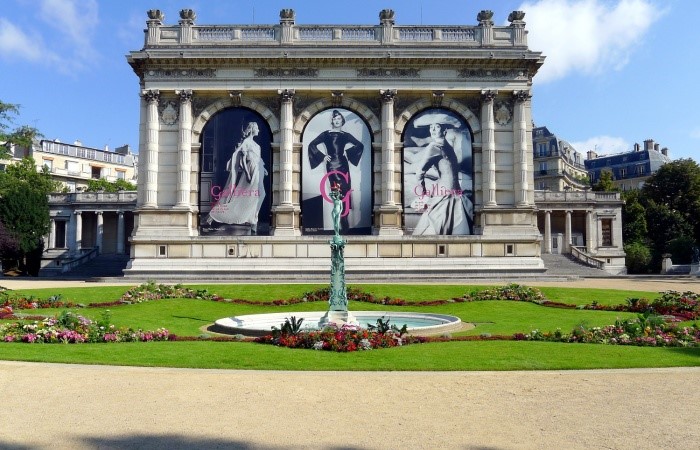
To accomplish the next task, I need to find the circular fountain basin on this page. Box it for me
[212,311,463,337]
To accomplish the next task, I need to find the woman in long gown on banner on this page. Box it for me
[412,114,473,235]
[307,109,364,231]
[207,121,267,234]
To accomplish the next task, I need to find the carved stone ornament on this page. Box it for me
[147,9,164,22]
[458,69,525,80]
[178,89,193,103]
[280,9,295,21]
[146,68,216,79]
[494,102,512,126]
[431,91,444,107]
[331,91,343,107]
[380,89,397,103]
[380,9,395,25]
[477,10,494,25]
[254,68,318,78]
[357,68,419,78]
[229,91,242,107]
[160,101,178,125]
[508,11,526,22]
[179,9,196,22]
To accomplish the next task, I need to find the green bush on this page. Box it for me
[624,241,652,274]
[666,236,696,264]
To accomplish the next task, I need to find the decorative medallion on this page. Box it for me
[494,102,512,126]
[160,101,178,125]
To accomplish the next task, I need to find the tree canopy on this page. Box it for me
[85,178,136,192]
[591,170,617,192]
[0,101,41,159]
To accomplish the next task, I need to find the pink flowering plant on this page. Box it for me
[0,310,171,344]
[515,313,700,347]
[256,318,427,352]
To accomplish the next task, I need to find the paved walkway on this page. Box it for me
[1,277,699,449]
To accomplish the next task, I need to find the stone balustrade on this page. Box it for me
[144,8,528,48]
[534,191,622,202]
[48,191,138,204]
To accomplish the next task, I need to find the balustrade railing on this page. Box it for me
[571,246,605,270]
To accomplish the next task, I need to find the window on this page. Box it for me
[539,162,547,175]
[538,181,548,190]
[635,165,645,175]
[91,166,102,179]
[42,159,53,171]
[619,168,626,178]
[54,221,67,248]
[601,219,613,246]
[116,170,125,180]
[0,164,5,172]
[65,160,80,173]
[66,181,76,193]
[537,143,547,157]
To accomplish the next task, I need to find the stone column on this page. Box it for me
[176,89,193,208]
[586,210,594,253]
[49,219,56,249]
[564,210,572,254]
[96,212,104,253]
[376,89,402,235]
[142,90,160,208]
[279,89,295,206]
[117,211,125,254]
[544,210,552,254]
[272,89,300,236]
[75,211,82,253]
[513,90,531,206]
[481,90,497,206]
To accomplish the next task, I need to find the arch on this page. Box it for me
[192,97,281,140]
[395,98,481,143]
[293,97,381,139]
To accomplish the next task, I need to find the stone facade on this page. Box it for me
[585,139,670,191]
[123,8,547,279]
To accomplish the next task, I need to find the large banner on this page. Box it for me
[403,108,474,235]
[199,108,272,236]
[301,108,372,235]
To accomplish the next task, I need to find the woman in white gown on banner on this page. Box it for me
[412,114,473,235]
[207,121,267,232]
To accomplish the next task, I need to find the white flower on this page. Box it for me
[313,341,324,350]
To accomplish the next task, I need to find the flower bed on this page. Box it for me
[0,310,172,344]
[255,322,428,352]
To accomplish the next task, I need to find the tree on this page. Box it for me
[642,158,700,244]
[0,157,57,275]
[0,101,41,159]
[621,190,648,244]
[592,170,617,192]
[644,201,694,272]
[86,178,136,192]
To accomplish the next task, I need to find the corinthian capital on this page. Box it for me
[512,90,531,103]
[141,89,160,103]
[380,89,397,103]
[480,89,497,103]
[177,89,193,103]
[278,89,296,103]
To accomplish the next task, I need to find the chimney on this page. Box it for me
[587,150,597,160]
[74,139,82,146]
[661,147,669,157]
[104,145,110,152]
[634,143,640,152]
[654,143,660,152]
[643,139,654,151]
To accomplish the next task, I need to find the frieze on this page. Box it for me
[146,68,216,78]
[254,68,318,78]
[357,68,420,78]
[159,100,179,125]
[458,69,527,80]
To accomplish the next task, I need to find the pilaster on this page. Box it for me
[376,89,403,236]
[272,88,301,236]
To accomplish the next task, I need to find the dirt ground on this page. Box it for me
[1,277,698,449]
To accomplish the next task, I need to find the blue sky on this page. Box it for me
[1,0,698,160]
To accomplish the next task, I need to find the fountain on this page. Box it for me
[213,184,464,336]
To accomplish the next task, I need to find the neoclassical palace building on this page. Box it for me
[113,8,622,278]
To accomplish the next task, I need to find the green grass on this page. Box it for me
[1,283,697,371]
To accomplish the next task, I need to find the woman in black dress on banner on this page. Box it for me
[307,109,364,231]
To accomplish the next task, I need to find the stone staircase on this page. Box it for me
[62,253,130,279]
[541,253,609,278]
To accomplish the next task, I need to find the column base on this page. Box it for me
[272,205,301,236]
[319,310,358,327]
[374,205,404,236]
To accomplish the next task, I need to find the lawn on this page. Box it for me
[1,283,698,371]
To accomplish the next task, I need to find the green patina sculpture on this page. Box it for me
[328,183,347,311]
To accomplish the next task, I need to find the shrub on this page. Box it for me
[624,241,652,274]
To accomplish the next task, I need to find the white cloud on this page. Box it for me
[690,128,700,140]
[0,18,58,62]
[518,0,659,83]
[571,135,631,157]
[38,0,99,63]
